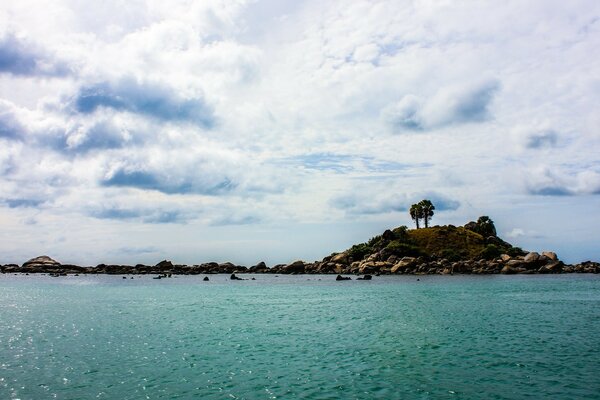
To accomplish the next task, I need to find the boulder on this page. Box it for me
[391,257,417,273]
[358,261,377,274]
[357,274,372,280]
[335,274,351,281]
[349,261,361,272]
[252,261,267,269]
[22,255,61,269]
[219,262,237,272]
[359,261,389,274]
[562,265,574,273]
[198,262,219,273]
[464,221,478,231]
[330,253,349,265]
[284,260,306,274]
[365,253,379,262]
[500,254,512,262]
[270,264,286,273]
[155,260,173,268]
[386,255,399,264]
[506,259,524,268]
[59,264,87,273]
[542,261,563,273]
[501,265,518,274]
[382,229,395,241]
[486,236,504,246]
[524,252,540,263]
[249,262,268,272]
[541,251,558,261]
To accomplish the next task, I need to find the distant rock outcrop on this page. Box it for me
[22,255,61,269]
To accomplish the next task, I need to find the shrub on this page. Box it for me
[392,225,410,242]
[440,248,462,262]
[480,244,502,260]
[367,234,383,247]
[385,241,421,257]
[347,243,372,261]
[506,246,526,257]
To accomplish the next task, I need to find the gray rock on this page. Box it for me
[335,274,351,281]
[501,265,517,274]
[156,260,173,268]
[249,261,268,272]
[22,255,61,268]
[391,257,417,273]
[330,253,348,265]
[284,260,306,273]
[524,252,540,263]
[506,259,523,268]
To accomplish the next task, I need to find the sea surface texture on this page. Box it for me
[1,274,599,399]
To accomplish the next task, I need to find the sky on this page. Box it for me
[1,0,599,266]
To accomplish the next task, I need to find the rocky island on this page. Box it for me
[1,216,599,276]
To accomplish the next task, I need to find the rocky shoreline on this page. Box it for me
[3,220,599,276]
[1,253,599,276]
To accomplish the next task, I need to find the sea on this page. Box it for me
[1,274,599,399]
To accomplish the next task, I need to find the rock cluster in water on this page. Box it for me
[2,253,599,276]
[1,220,599,276]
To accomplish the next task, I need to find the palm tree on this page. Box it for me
[418,199,435,228]
[409,203,421,229]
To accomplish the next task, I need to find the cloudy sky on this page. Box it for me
[1,0,599,266]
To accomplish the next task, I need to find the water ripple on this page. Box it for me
[0,274,599,399]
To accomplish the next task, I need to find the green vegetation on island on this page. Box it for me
[348,216,520,264]
[349,201,521,263]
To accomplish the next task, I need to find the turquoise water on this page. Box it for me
[1,274,599,399]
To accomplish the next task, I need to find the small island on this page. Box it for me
[2,207,599,276]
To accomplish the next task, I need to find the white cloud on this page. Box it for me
[525,166,600,196]
[381,78,500,131]
[506,228,525,239]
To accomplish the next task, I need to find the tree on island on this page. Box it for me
[410,203,422,229]
[409,199,435,229]
[419,199,435,228]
